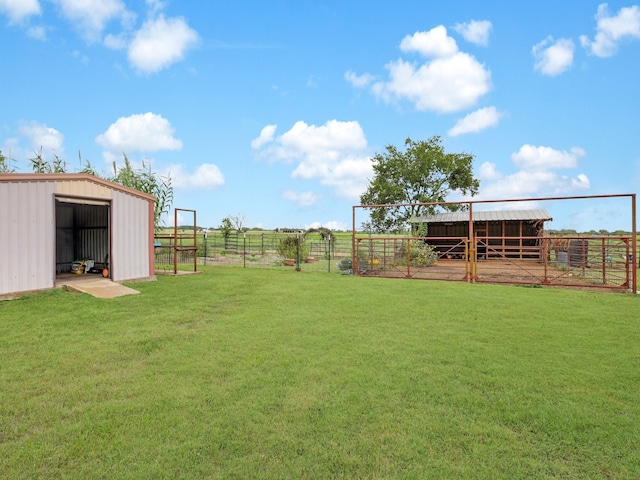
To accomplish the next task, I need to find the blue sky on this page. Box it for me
[1,1,639,232]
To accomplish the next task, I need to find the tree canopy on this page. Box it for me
[359,136,479,233]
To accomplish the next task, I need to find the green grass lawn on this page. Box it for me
[1,267,639,479]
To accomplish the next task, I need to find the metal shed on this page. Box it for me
[0,173,156,297]
[411,209,553,260]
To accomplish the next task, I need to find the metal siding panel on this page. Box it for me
[0,181,55,295]
[56,180,112,199]
[111,190,149,282]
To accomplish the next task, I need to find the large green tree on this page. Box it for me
[360,136,479,233]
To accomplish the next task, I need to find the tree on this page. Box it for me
[359,136,479,233]
[228,214,246,232]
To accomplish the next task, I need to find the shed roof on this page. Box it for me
[412,209,552,223]
[0,173,155,202]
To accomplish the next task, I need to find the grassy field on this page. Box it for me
[1,267,639,479]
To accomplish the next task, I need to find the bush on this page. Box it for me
[276,236,309,260]
[396,240,438,267]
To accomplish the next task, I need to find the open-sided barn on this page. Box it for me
[0,173,156,297]
[411,209,553,260]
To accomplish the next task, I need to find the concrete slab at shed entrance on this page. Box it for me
[57,276,140,299]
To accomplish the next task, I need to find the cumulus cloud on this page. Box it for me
[532,36,575,76]
[472,145,590,201]
[251,119,373,200]
[477,161,504,181]
[96,112,183,153]
[250,124,277,149]
[511,145,585,171]
[0,121,65,169]
[51,0,134,43]
[344,71,376,88]
[282,190,321,207]
[128,14,199,74]
[452,20,492,46]
[400,25,458,57]
[168,163,225,190]
[448,106,504,136]
[19,120,65,156]
[0,0,41,24]
[580,3,640,57]
[350,25,491,113]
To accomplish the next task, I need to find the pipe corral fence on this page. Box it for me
[153,195,637,292]
[352,194,637,292]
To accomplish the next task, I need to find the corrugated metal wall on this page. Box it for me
[55,202,109,273]
[0,180,56,295]
[111,190,150,282]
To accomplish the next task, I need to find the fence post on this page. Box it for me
[204,231,207,266]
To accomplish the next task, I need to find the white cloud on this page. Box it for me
[532,36,574,76]
[371,52,491,113]
[104,32,127,50]
[400,25,459,58]
[580,4,640,57]
[0,0,41,24]
[305,220,348,231]
[452,20,492,46]
[472,145,590,201]
[353,26,491,114]
[96,112,183,153]
[512,145,585,171]
[1,121,65,169]
[250,124,277,149]
[344,70,375,88]
[19,120,65,156]
[128,14,199,74]
[252,119,373,200]
[448,106,504,136]
[51,0,133,43]
[26,25,46,40]
[282,190,320,207]
[169,163,224,190]
[146,0,165,17]
[477,161,504,181]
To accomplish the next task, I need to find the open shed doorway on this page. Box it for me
[55,197,111,278]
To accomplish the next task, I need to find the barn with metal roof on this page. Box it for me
[411,209,553,260]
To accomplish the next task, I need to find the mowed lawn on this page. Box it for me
[1,267,639,479]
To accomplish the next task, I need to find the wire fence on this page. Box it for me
[154,231,355,273]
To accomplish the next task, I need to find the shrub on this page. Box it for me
[396,240,438,267]
[276,236,309,260]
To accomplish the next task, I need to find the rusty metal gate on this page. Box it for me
[353,235,634,291]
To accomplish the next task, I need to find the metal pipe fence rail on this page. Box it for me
[154,231,636,290]
[352,235,635,291]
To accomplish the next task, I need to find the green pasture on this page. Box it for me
[1,267,639,479]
